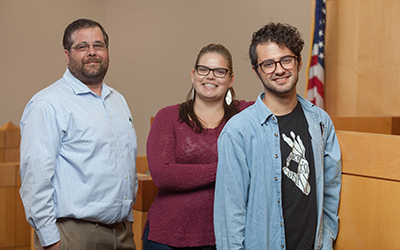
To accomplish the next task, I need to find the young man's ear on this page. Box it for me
[252,66,261,80]
[298,56,303,71]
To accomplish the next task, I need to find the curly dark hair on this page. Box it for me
[249,22,304,68]
[63,18,109,52]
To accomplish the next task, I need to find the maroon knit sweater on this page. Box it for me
[144,100,253,247]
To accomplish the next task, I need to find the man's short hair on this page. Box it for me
[249,22,304,67]
[63,18,109,51]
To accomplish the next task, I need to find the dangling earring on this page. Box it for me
[191,85,195,100]
[225,88,232,105]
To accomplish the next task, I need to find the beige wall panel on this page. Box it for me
[356,0,400,115]
[326,0,400,116]
[335,175,400,249]
[325,1,359,115]
[0,187,16,248]
[325,65,358,115]
[357,64,400,115]
[0,0,312,155]
[325,1,359,65]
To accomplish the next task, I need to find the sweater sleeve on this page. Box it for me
[146,106,217,191]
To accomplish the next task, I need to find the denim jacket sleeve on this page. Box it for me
[320,111,342,250]
[214,128,249,250]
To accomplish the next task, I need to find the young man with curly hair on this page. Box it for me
[214,22,342,250]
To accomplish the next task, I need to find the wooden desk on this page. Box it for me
[334,131,400,249]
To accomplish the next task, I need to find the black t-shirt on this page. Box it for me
[277,102,317,250]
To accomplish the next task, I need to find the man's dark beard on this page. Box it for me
[69,58,109,85]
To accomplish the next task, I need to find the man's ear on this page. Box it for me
[252,66,261,80]
[298,56,303,72]
[64,49,70,65]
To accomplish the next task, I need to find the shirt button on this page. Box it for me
[274,133,278,137]
[110,115,112,119]
[277,199,280,203]
[275,154,278,158]
[125,196,127,200]
[126,176,128,179]
[117,135,120,138]
[272,117,275,121]
[122,155,124,158]
[275,177,278,181]
[266,123,268,126]
[281,245,284,248]
[280,222,283,226]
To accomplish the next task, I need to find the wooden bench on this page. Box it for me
[334,130,400,249]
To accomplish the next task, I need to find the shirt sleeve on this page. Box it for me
[321,117,342,249]
[214,129,249,250]
[146,106,217,191]
[19,99,62,246]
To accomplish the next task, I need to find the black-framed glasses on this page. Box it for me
[71,42,108,52]
[257,55,299,74]
[195,65,230,78]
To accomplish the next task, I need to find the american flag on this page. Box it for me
[306,0,326,109]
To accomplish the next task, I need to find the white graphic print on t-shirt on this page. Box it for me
[282,131,311,195]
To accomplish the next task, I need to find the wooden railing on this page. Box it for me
[334,130,400,249]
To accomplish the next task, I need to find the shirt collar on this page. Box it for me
[255,92,274,125]
[254,92,315,125]
[63,68,112,98]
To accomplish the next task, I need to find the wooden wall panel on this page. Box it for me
[334,131,400,249]
[0,161,29,250]
[325,0,400,116]
[335,175,400,250]
[16,191,31,247]
[0,187,16,249]
[132,210,148,250]
[332,117,400,135]
[338,130,400,180]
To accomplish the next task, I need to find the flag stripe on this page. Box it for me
[306,0,326,109]
[308,76,324,97]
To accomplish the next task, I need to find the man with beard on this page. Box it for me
[19,19,137,250]
[214,22,342,249]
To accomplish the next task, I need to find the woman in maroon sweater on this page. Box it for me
[143,44,253,250]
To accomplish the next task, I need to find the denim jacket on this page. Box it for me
[214,93,341,250]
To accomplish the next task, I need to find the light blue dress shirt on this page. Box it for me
[214,93,341,250]
[20,69,138,246]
